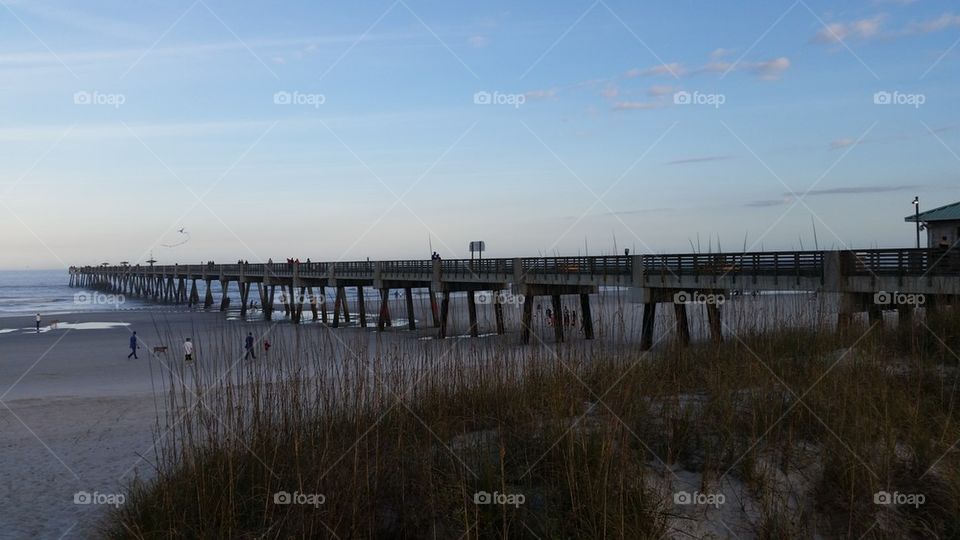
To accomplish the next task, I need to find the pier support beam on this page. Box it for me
[640,301,657,351]
[219,280,230,311]
[258,284,272,321]
[308,288,319,321]
[706,303,723,344]
[320,286,328,324]
[204,280,214,309]
[493,293,505,335]
[580,293,594,340]
[438,290,451,339]
[187,279,200,307]
[429,287,440,328]
[898,304,914,326]
[357,287,367,328]
[521,294,534,344]
[240,283,251,319]
[551,294,564,343]
[674,303,691,346]
[405,287,416,330]
[377,288,392,331]
[467,291,479,337]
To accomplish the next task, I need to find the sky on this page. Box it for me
[0,0,958,269]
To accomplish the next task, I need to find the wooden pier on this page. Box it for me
[69,248,959,347]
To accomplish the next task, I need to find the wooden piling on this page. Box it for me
[551,294,564,342]
[467,291,479,337]
[640,301,657,350]
[521,293,534,344]
[493,293,505,335]
[674,302,690,346]
[706,303,723,344]
[579,293,594,340]
[405,287,416,330]
[438,290,451,338]
[357,286,367,328]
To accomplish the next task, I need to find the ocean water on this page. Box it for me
[0,269,429,318]
[0,270,161,317]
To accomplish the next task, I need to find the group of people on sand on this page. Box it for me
[126,331,271,362]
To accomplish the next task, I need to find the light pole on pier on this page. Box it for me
[912,196,921,249]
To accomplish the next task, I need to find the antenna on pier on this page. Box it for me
[146,251,157,266]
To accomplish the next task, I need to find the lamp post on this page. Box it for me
[912,196,920,249]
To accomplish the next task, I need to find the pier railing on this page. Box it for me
[72,248,957,285]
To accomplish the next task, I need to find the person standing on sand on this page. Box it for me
[35,313,41,333]
[263,339,271,357]
[128,332,139,359]
[245,332,256,359]
[183,338,194,362]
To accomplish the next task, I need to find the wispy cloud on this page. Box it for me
[525,88,558,101]
[647,85,675,97]
[811,12,960,44]
[611,101,661,111]
[666,155,734,165]
[467,35,489,48]
[905,13,960,34]
[624,63,685,78]
[746,184,921,207]
[811,15,886,44]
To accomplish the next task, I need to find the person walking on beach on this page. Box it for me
[35,313,41,333]
[128,332,139,359]
[245,332,256,360]
[263,339,271,357]
[183,338,194,363]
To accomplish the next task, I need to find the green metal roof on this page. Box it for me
[905,200,960,222]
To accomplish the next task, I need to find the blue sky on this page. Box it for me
[0,0,958,268]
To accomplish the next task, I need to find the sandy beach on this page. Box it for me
[0,288,849,537]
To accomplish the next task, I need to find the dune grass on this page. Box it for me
[109,297,960,538]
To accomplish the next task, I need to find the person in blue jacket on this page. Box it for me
[128,332,139,359]
[244,332,256,359]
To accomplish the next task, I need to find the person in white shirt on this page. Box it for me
[184,338,194,362]
[35,313,41,334]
